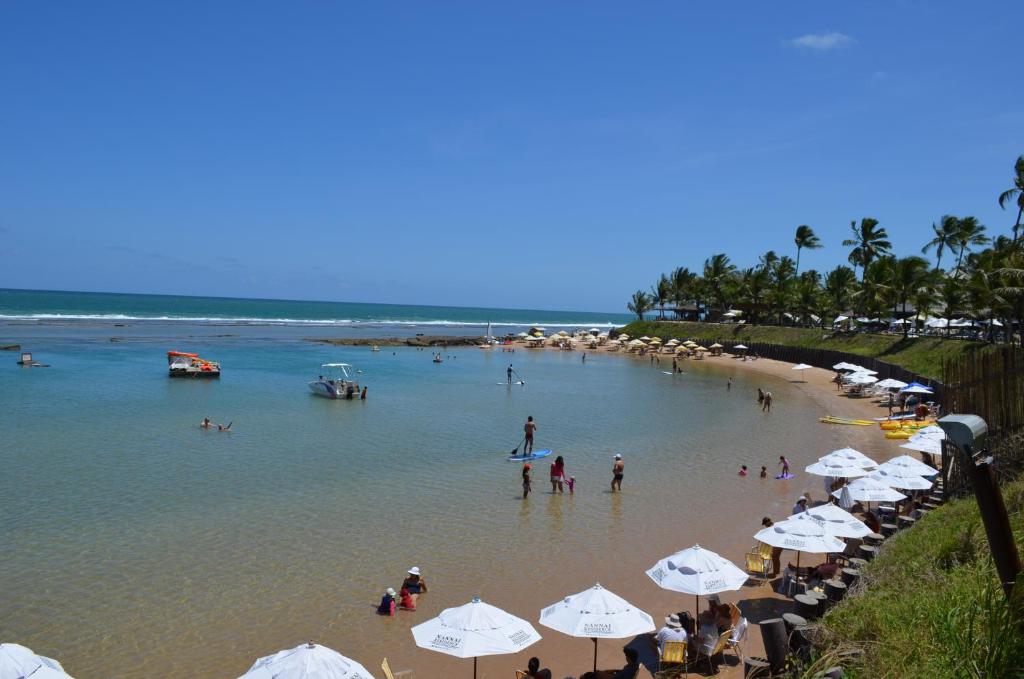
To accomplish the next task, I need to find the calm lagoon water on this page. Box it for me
[1,319,846,677]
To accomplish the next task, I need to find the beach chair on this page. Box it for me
[694,629,732,675]
[658,640,689,677]
[515,672,528,679]
[745,551,772,586]
[726,618,748,662]
[381,658,413,679]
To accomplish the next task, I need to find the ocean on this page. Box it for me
[0,289,859,678]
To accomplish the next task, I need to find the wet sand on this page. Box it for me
[395,347,907,679]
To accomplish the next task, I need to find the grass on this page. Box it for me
[617,320,992,379]
[812,478,1024,678]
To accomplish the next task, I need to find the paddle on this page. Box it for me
[512,369,526,385]
[508,436,526,457]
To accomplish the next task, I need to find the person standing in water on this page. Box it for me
[507,364,514,385]
[524,416,537,455]
[763,391,773,412]
[550,455,565,494]
[522,462,532,498]
[779,455,790,477]
[611,454,624,492]
[727,378,732,391]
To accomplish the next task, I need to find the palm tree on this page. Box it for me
[651,274,672,318]
[889,256,931,336]
[922,215,959,271]
[768,256,797,324]
[627,290,652,321]
[794,225,822,276]
[998,155,1024,241]
[702,253,736,314]
[952,216,990,278]
[843,218,892,284]
[824,265,857,319]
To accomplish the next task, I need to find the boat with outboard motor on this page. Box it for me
[167,351,221,378]
[309,363,361,399]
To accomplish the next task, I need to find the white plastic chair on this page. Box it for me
[727,617,748,661]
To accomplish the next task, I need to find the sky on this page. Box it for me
[1,2,1022,313]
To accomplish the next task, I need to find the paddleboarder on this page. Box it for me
[507,364,514,385]
[524,415,536,455]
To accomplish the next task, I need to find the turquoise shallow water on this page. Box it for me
[0,319,856,678]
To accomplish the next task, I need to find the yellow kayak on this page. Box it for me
[820,416,874,426]
[884,430,914,439]
[879,420,935,431]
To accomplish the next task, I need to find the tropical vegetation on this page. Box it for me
[625,154,1024,345]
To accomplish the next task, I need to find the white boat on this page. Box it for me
[308,363,361,399]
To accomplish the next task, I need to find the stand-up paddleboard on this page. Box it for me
[776,473,795,480]
[508,449,551,462]
[661,371,675,375]
[495,381,525,385]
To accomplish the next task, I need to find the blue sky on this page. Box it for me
[1,2,1021,313]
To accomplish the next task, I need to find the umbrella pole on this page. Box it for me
[592,637,598,672]
[474,656,477,679]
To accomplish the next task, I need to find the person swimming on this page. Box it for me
[217,422,232,431]
[760,466,768,478]
[200,417,212,429]
[739,465,748,476]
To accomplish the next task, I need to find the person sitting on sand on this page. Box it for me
[398,586,416,611]
[738,465,748,476]
[376,587,396,616]
[524,657,552,679]
[580,646,640,679]
[200,417,212,429]
[402,567,427,603]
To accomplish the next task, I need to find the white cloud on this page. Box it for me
[788,32,855,51]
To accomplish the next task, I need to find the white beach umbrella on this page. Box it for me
[239,642,376,679]
[539,584,654,672]
[0,644,73,679]
[832,477,907,503]
[665,339,679,345]
[877,455,939,477]
[914,425,945,438]
[823,448,878,468]
[802,503,872,539]
[805,456,872,479]
[733,344,748,350]
[832,362,858,371]
[850,366,878,375]
[869,468,934,491]
[411,598,541,678]
[900,385,934,395]
[646,544,749,616]
[900,437,942,456]
[753,516,846,568]
[875,378,908,389]
[588,328,601,333]
[792,363,813,370]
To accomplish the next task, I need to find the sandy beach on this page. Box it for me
[387,343,910,679]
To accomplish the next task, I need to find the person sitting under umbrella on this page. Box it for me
[522,656,552,679]
[652,613,687,657]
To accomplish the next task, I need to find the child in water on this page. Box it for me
[522,462,532,498]
[377,588,396,616]
[738,465,748,476]
[778,456,791,478]
[398,587,416,611]
[566,476,575,494]
[760,466,768,478]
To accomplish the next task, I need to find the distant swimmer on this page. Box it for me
[200,417,212,429]
[524,416,537,454]
[760,465,768,479]
[611,453,624,492]
[217,422,233,431]
[738,465,748,476]
[507,364,514,385]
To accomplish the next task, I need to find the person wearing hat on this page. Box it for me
[653,613,687,656]
[611,454,624,492]
[376,587,396,616]
[792,496,808,515]
[402,566,428,605]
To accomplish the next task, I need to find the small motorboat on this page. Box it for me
[309,363,361,399]
[371,345,380,352]
[168,351,221,378]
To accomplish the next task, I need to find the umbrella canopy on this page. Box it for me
[845,373,878,385]
[802,503,872,538]
[875,378,908,389]
[832,362,859,371]
[588,328,601,333]
[899,437,942,456]
[539,584,655,639]
[805,456,872,478]
[833,315,849,324]
[832,477,907,503]
[792,363,813,370]
[877,455,939,477]
[709,343,723,349]
[914,425,945,438]
[823,448,878,468]
[869,468,934,491]
[753,516,846,556]
[850,366,878,375]
[412,598,541,660]
[516,332,529,338]
[695,346,708,352]
[646,544,749,597]
[539,584,654,673]
[665,339,679,345]
[733,344,748,350]
[0,644,73,679]
[901,385,934,395]
[239,642,376,679]
[649,337,662,344]
[638,336,651,341]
